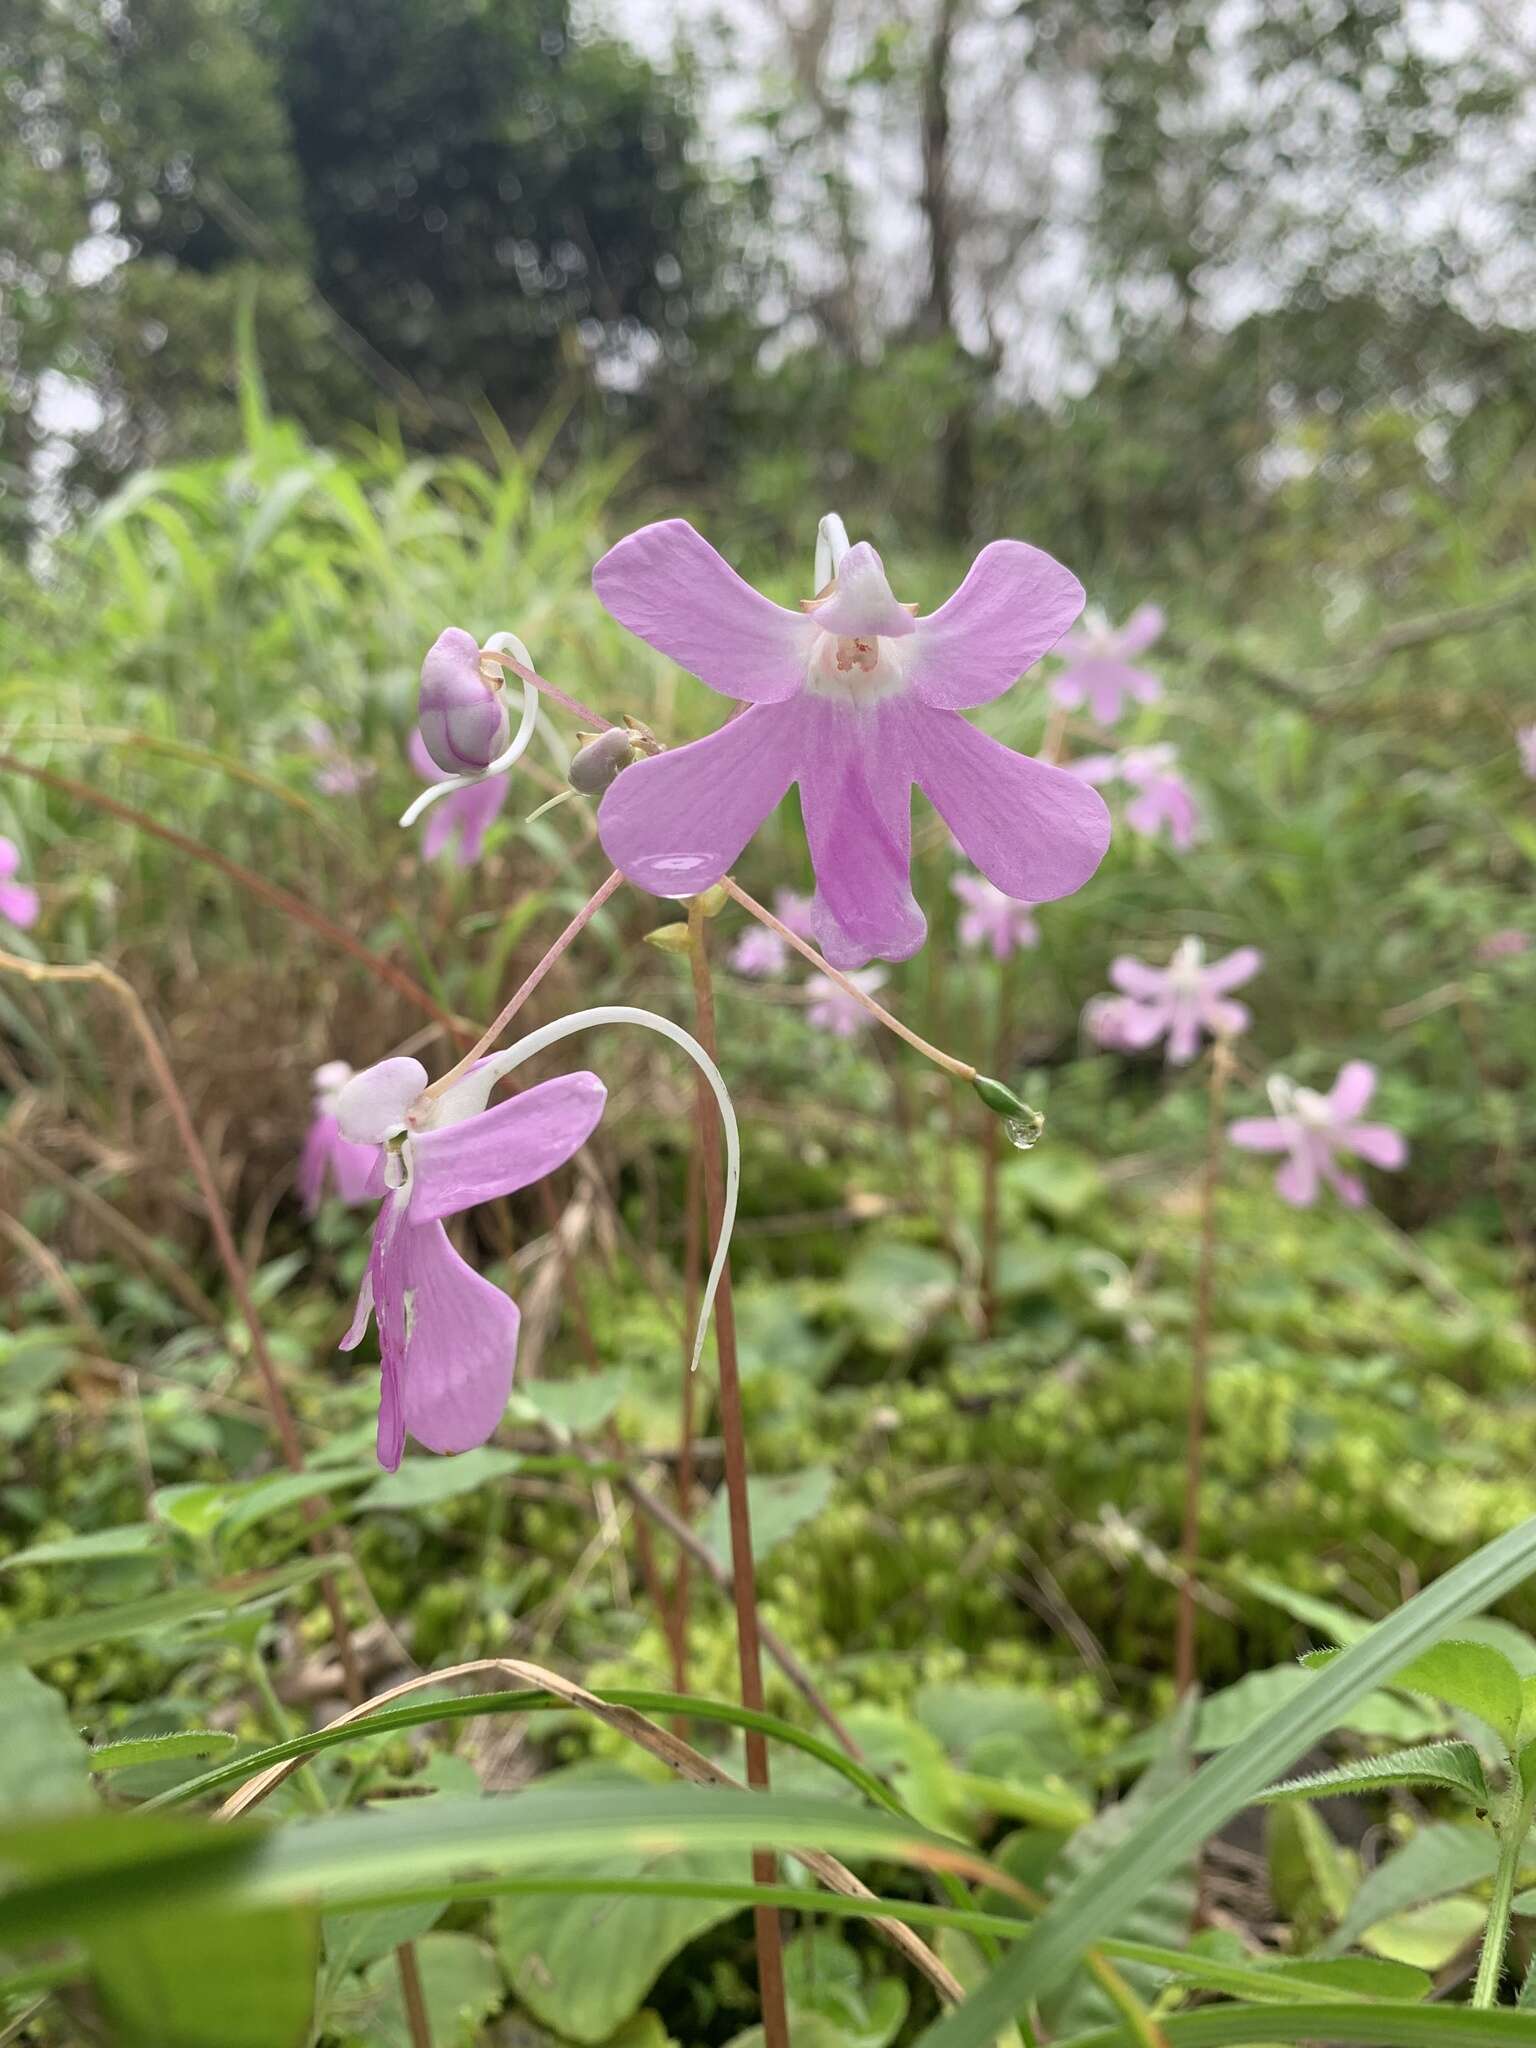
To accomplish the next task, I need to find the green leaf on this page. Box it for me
[514,1370,631,1436]
[323,1902,446,1979]
[360,1932,503,2048]
[912,1511,1536,2048]
[0,1557,347,1665]
[1360,1897,1487,1971]
[1196,1666,1445,1754]
[1260,1741,1490,1807]
[841,1242,958,1347]
[2,1524,162,1570]
[494,1776,742,2044]
[1226,1571,1372,1645]
[1046,2004,1536,2048]
[89,1902,319,2048]
[89,1731,240,1774]
[0,1663,90,1815]
[213,1463,380,1542]
[699,1468,835,1568]
[0,1812,264,1948]
[1320,1824,1500,1957]
[359,1447,522,1511]
[1306,1639,1525,1750]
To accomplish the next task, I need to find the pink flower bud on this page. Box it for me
[418,628,510,775]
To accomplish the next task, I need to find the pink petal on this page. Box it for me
[1165,1002,1203,1065]
[422,776,508,867]
[809,544,917,641]
[593,519,813,705]
[1327,1060,1378,1120]
[336,1057,429,1145]
[408,1072,606,1223]
[1108,956,1169,999]
[370,1209,521,1467]
[0,880,40,929]
[1274,1145,1320,1206]
[1117,604,1166,656]
[909,541,1085,711]
[798,700,924,968]
[1067,752,1119,785]
[1204,997,1251,1039]
[1337,1122,1407,1170]
[597,703,800,896]
[1087,668,1130,725]
[908,705,1110,903]
[1050,672,1088,711]
[408,729,450,785]
[1203,946,1263,995]
[1122,663,1163,704]
[1227,1117,1292,1153]
[1320,1158,1367,1208]
[1115,1000,1171,1050]
[0,838,17,881]
[298,1119,330,1216]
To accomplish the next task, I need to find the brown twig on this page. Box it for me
[684,900,791,2048]
[394,1941,434,2048]
[0,751,468,1042]
[1174,1037,1231,1696]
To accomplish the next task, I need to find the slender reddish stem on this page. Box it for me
[1175,1038,1231,1696]
[979,963,1014,1334]
[424,869,625,1097]
[395,1943,434,2048]
[477,647,615,733]
[684,901,791,2048]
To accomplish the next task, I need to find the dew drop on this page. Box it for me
[1004,1111,1045,1151]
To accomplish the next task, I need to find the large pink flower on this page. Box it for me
[0,837,39,930]
[298,1061,380,1214]
[1049,604,1165,725]
[1098,937,1262,1065]
[1229,1062,1407,1208]
[407,732,509,867]
[592,521,1110,970]
[336,1055,606,1469]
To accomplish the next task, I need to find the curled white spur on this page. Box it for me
[814,512,851,593]
[400,630,542,829]
[466,1005,739,1377]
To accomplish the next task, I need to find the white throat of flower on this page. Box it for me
[1166,935,1206,996]
[1079,603,1115,656]
[399,629,543,829]
[1266,1074,1330,1126]
[803,523,914,708]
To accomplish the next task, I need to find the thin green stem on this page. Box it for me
[1473,1780,1536,2008]
[247,1650,327,1816]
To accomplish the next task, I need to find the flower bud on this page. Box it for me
[418,628,510,775]
[568,725,635,797]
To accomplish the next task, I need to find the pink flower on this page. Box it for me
[1072,744,1201,850]
[302,719,375,797]
[591,520,1110,970]
[298,1061,380,1214]
[336,1055,606,1469]
[418,630,510,775]
[407,731,508,866]
[1229,1063,1407,1208]
[1476,928,1530,961]
[952,874,1039,958]
[1050,603,1165,725]
[727,889,817,978]
[806,968,886,1038]
[0,837,39,930]
[1098,937,1263,1065]
[1519,724,1536,780]
[1083,994,1146,1053]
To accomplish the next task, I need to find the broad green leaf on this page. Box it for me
[0,1663,89,1815]
[1195,1667,1444,1755]
[1268,1804,1357,1943]
[915,1684,1080,1782]
[1306,1639,1524,1751]
[1260,1741,1489,1808]
[89,1902,318,2048]
[359,1447,522,1511]
[0,1556,346,1665]
[1227,1571,1372,1645]
[700,1467,835,1568]
[214,1463,379,1542]
[89,1731,240,1774]
[913,1510,1536,2048]
[494,1781,741,2043]
[514,1370,630,1436]
[360,1931,503,2048]
[841,1241,958,1347]
[0,1813,264,1948]
[2,1524,161,1570]
[1361,1896,1487,1970]
[1519,1677,1536,1748]
[1321,1824,1500,1957]
[1046,2003,1536,2048]
[323,1901,446,1979]
[1256,1958,1430,2000]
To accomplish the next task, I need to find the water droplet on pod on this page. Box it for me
[1004,1111,1045,1151]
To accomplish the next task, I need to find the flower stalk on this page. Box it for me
[1175,1036,1233,1696]
[1473,1774,1536,2007]
[684,896,792,2048]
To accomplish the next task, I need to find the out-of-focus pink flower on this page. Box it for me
[727,889,819,978]
[418,629,510,775]
[1519,723,1536,780]
[1050,603,1165,725]
[1229,1062,1407,1208]
[806,968,886,1038]
[298,1061,380,1215]
[1082,993,1146,1053]
[1477,928,1530,962]
[407,732,508,866]
[302,719,376,797]
[591,519,1109,969]
[1096,937,1262,1065]
[952,874,1039,958]
[336,1054,606,1470]
[1072,744,1201,850]
[0,837,39,930]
